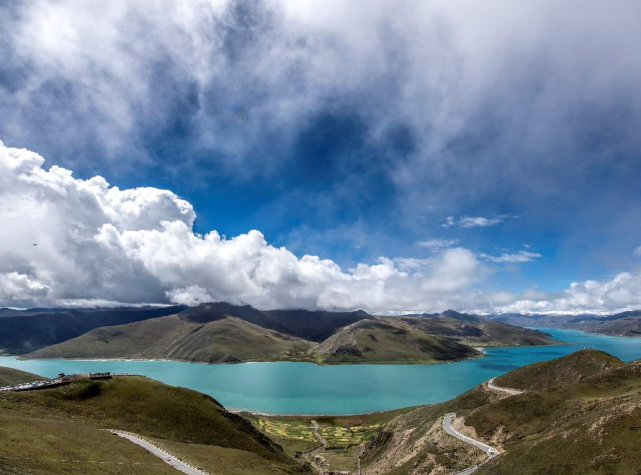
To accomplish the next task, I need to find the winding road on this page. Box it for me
[443,413,498,475]
[305,420,328,474]
[111,431,207,475]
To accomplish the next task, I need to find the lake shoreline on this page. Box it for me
[15,341,567,366]
[2,329,639,416]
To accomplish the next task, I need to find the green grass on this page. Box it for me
[149,438,306,475]
[0,366,47,386]
[0,376,307,474]
[0,415,177,475]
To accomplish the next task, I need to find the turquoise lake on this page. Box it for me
[2,328,641,415]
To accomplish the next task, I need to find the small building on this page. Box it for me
[89,372,112,380]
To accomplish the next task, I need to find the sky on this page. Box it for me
[1,0,641,314]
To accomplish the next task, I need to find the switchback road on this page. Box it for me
[443,413,498,475]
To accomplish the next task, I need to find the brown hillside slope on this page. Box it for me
[28,315,314,363]
[360,350,639,475]
[494,349,624,391]
[317,318,481,364]
[471,359,641,474]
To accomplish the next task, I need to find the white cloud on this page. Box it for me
[441,215,516,228]
[0,140,487,312]
[495,272,641,315]
[2,140,640,315]
[0,272,50,307]
[415,238,459,251]
[634,245,641,257]
[478,250,542,263]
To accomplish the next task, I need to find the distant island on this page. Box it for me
[2,303,558,365]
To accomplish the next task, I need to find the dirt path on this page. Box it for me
[302,420,329,474]
[487,377,525,396]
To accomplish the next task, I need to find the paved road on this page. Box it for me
[487,378,525,396]
[443,413,498,475]
[111,431,206,475]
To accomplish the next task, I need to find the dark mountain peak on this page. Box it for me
[440,309,482,322]
[179,302,265,323]
[352,309,373,318]
[264,308,373,342]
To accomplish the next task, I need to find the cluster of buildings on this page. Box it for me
[0,377,66,393]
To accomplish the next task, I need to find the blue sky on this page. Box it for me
[1,0,640,313]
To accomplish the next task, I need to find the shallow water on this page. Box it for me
[1,328,640,415]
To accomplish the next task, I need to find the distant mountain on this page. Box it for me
[316,318,481,364]
[361,350,640,474]
[394,310,556,347]
[30,314,314,364]
[0,306,187,353]
[26,303,559,365]
[265,309,373,342]
[488,310,641,337]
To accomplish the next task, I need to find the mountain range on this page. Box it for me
[17,302,557,365]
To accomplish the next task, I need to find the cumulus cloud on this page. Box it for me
[2,141,641,315]
[478,250,542,263]
[0,140,488,312]
[495,273,641,315]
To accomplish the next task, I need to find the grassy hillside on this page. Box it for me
[29,315,314,363]
[316,318,481,364]
[0,415,179,475]
[0,306,186,354]
[0,366,47,386]
[356,350,641,475]
[0,375,306,475]
[494,349,624,390]
[470,360,641,474]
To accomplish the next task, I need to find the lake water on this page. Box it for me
[2,328,641,415]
